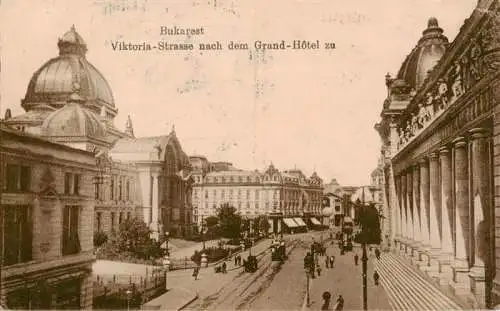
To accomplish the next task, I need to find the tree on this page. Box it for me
[254,215,271,237]
[103,218,163,260]
[204,215,220,238]
[354,203,382,245]
[216,203,242,239]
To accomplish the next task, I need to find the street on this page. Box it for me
[181,232,467,310]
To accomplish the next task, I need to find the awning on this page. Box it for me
[283,218,298,228]
[310,217,321,225]
[293,218,307,227]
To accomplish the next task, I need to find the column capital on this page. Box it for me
[469,127,490,140]
[413,162,421,170]
[439,146,450,154]
[452,136,467,148]
[418,157,428,165]
[428,152,440,160]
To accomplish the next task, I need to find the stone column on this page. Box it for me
[151,172,159,240]
[469,128,491,305]
[419,158,431,257]
[439,146,454,284]
[452,137,470,293]
[406,168,415,255]
[428,152,442,271]
[401,171,408,245]
[412,164,422,249]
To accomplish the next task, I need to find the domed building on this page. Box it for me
[4,26,195,237]
[375,1,500,307]
[5,26,125,142]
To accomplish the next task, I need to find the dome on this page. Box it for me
[22,26,116,114]
[41,99,106,138]
[396,18,448,90]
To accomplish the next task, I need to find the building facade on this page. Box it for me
[190,157,324,233]
[2,26,193,240]
[376,1,500,307]
[323,179,345,227]
[0,126,96,309]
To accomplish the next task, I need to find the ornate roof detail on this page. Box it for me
[58,25,88,56]
[41,100,106,138]
[22,26,116,116]
[396,18,449,90]
[125,115,135,138]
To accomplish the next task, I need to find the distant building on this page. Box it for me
[323,179,344,227]
[0,125,95,309]
[190,157,324,234]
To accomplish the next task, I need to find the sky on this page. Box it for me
[0,0,477,186]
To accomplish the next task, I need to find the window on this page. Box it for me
[111,177,115,200]
[127,212,131,220]
[119,212,123,224]
[64,173,81,195]
[62,206,81,255]
[95,181,100,200]
[205,190,208,199]
[111,212,116,231]
[118,177,123,201]
[1,205,32,265]
[221,190,225,199]
[5,164,31,192]
[255,190,260,199]
[255,202,259,209]
[126,180,130,201]
[97,212,102,231]
[73,174,80,195]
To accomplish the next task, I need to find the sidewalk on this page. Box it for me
[303,242,392,310]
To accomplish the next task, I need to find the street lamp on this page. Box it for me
[126,289,132,311]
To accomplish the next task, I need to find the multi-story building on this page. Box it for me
[190,157,324,234]
[323,178,344,227]
[375,1,500,307]
[0,125,96,309]
[2,25,193,242]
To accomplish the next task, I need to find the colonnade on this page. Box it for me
[393,128,492,304]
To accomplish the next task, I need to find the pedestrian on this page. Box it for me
[374,270,380,285]
[325,256,330,269]
[375,248,381,260]
[330,255,335,268]
[222,262,227,273]
[192,266,200,280]
[317,264,322,276]
[234,255,238,266]
[354,253,359,266]
[335,295,344,311]
[321,291,331,310]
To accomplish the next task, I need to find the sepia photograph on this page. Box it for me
[0,0,498,309]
